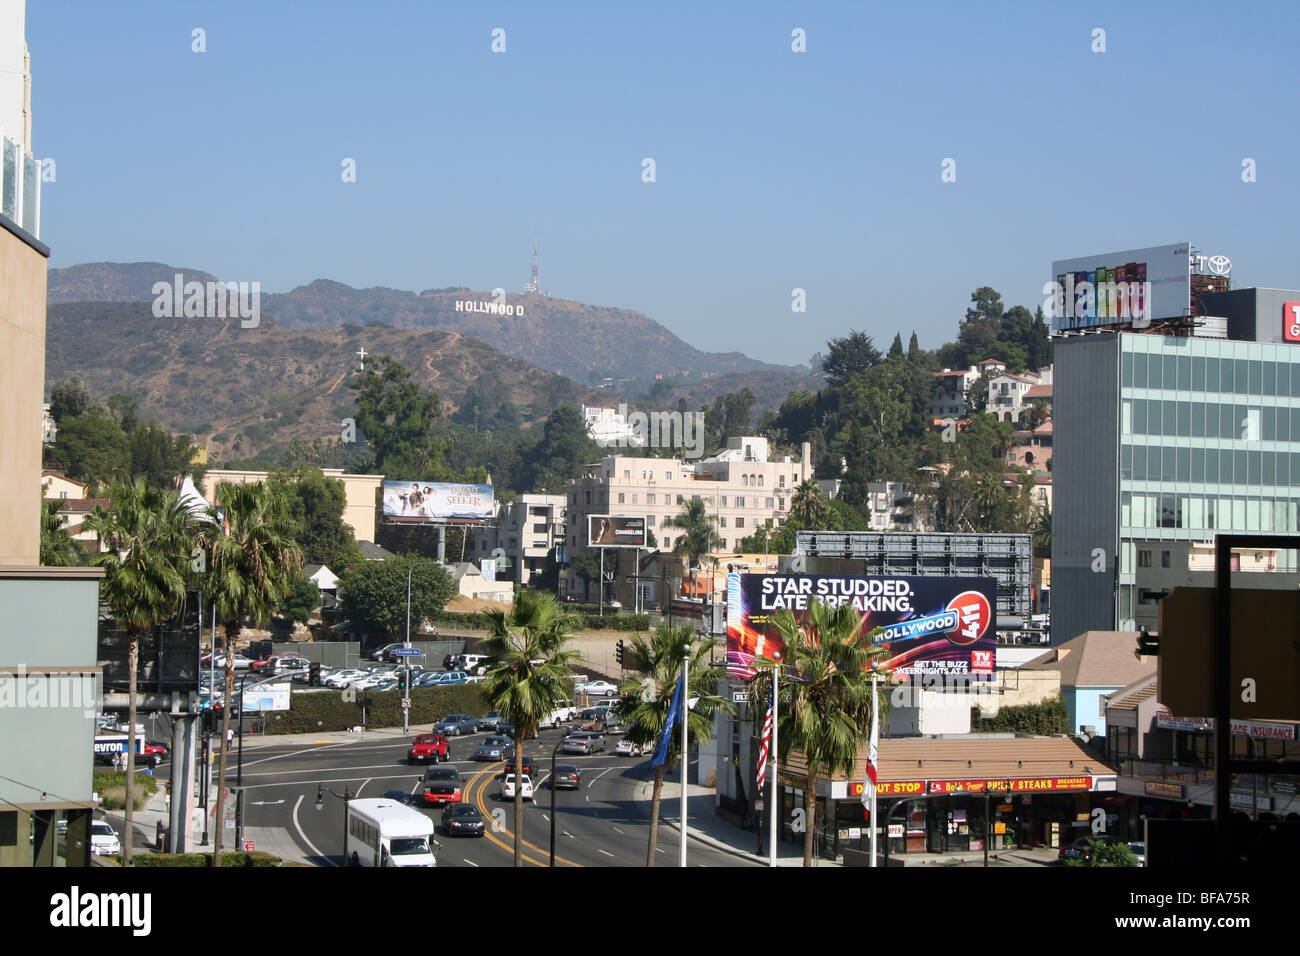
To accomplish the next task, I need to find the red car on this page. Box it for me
[407,733,450,765]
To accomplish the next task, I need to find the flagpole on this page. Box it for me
[769,653,780,868]
[680,641,689,868]
[869,672,878,868]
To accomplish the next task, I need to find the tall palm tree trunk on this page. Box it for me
[123,629,139,866]
[212,635,235,867]
[803,769,818,868]
[646,764,665,866]
[512,737,523,867]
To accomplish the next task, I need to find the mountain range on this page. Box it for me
[45,262,821,463]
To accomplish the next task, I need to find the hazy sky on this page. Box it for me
[28,1,1300,366]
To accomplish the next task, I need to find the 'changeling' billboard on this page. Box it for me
[725,574,996,682]
[588,514,647,548]
[382,481,494,521]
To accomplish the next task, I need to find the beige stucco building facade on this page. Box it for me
[202,467,383,542]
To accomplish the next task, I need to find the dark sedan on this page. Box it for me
[552,765,581,790]
[503,755,538,777]
[441,803,487,837]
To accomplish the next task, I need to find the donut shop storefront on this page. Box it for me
[780,737,1119,858]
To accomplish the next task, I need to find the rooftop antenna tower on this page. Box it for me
[523,240,546,296]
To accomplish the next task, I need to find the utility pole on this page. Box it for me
[680,639,690,868]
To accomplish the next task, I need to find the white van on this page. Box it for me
[346,798,438,867]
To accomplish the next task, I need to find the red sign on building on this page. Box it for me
[1285,302,1300,342]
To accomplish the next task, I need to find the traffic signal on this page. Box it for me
[615,639,625,666]
[202,708,219,734]
[309,662,321,686]
[1134,626,1159,660]
[862,806,871,823]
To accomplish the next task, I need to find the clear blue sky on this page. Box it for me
[28,0,1300,366]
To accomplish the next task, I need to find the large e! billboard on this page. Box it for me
[1048,242,1190,333]
[588,514,646,548]
[382,481,494,521]
[725,574,996,682]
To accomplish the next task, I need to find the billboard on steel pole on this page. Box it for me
[725,574,996,682]
[587,514,646,548]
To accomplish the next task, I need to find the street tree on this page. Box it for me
[197,481,302,867]
[336,554,456,639]
[85,479,199,865]
[618,625,731,865]
[662,497,722,571]
[755,599,888,867]
[480,591,582,866]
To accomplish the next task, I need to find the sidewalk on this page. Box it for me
[628,777,1059,867]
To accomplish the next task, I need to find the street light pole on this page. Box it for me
[316,783,352,865]
[404,566,412,736]
[769,651,780,868]
[680,639,689,868]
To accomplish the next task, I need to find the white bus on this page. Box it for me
[346,798,437,867]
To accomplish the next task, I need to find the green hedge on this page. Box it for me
[268,685,488,734]
[428,609,650,633]
[577,613,650,631]
[971,694,1067,735]
[132,851,289,867]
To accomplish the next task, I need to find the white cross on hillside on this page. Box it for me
[356,346,368,369]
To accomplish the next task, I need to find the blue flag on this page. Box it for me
[651,668,684,768]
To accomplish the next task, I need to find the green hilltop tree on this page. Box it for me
[348,354,442,476]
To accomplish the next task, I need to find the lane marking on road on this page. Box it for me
[611,825,624,834]
[598,849,615,858]
[236,773,415,791]
[290,793,332,866]
[563,830,574,839]
[355,777,372,798]
[467,763,581,867]
[656,847,665,854]
[463,858,479,867]
[236,763,412,778]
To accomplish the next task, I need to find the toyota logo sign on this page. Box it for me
[1192,253,1232,276]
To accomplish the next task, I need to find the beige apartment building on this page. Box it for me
[463,492,567,587]
[202,467,383,542]
[562,436,813,599]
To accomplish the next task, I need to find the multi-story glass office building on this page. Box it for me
[1053,317,1300,644]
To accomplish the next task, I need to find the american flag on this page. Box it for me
[863,674,879,805]
[755,683,774,789]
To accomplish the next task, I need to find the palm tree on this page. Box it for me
[752,598,888,867]
[198,481,302,867]
[41,498,87,566]
[618,624,732,866]
[790,479,832,529]
[85,479,198,865]
[481,591,582,867]
[1032,505,1051,558]
[662,497,722,578]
